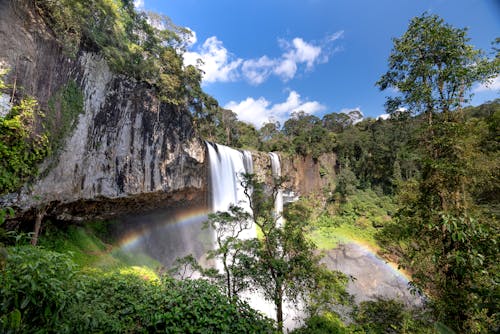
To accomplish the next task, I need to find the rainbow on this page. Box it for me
[334,236,413,283]
[117,208,211,251]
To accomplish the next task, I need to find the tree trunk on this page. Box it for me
[31,206,46,246]
[276,292,284,333]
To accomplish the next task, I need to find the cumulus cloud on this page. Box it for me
[183,37,242,83]
[474,75,500,93]
[241,56,277,85]
[270,37,322,81]
[224,91,325,128]
[133,0,144,9]
[183,30,344,85]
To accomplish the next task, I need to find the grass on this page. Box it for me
[39,222,161,272]
[310,223,379,250]
[306,189,395,252]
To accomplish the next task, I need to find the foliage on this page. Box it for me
[282,111,336,159]
[178,173,349,332]
[377,14,499,333]
[0,245,275,333]
[201,204,254,299]
[354,298,435,334]
[335,166,359,198]
[38,222,162,270]
[292,312,358,334]
[0,246,78,332]
[0,93,49,194]
[45,80,84,157]
[377,14,497,116]
[34,0,207,107]
[309,189,395,250]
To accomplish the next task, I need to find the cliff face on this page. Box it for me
[0,1,207,221]
[252,151,337,198]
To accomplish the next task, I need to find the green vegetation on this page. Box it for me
[307,189,394,250]
[34,0,208,107]
[45,80,84,157]
[376,14,499,333]
[38,222,162,270]
[0,71,49,195]
[2,3,499,332]
[0,245,275,333]
[172,174,350,333]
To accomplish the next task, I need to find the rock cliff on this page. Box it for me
[252,151,337,198]
[0,1,207,221]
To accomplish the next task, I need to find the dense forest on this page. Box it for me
[1,0,499,333]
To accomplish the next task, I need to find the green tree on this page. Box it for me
[335,166,358,199]
[377,14,499,332]
[203,205,253,299]
[283,111,336,158]
[177,174,348,333]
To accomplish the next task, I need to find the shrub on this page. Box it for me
[0,246,275,333]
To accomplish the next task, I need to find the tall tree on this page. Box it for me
[239,174,348,332]
[174,174,348,333]
[377,14,499,333]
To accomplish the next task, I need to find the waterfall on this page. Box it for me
[242,150,253,174]
[206,142,255,239]
[198,144,302,329]
[269,152,283,226]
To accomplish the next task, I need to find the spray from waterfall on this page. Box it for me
[269,152,283,226]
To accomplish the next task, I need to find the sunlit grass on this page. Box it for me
[39,223,161,272]
[310,223,379,251]
[306,189,394,251]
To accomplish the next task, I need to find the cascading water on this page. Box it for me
[206,142,255,240]
[269,152,283,226]
[242,150,254,174]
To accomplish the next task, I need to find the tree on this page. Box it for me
[335,166,358,199]
[377,14,496,119]
[174,174,348,333]
[322,112,351,133]
[203,204,253,300]
[283,111,336,158]
[377,14,499,332]
[238,174,348,332]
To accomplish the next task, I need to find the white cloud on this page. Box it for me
[241,56,276,85]
[273,37,324,81]
[474,75,500,93]
[335,107,364,123]
[273,58,298,81]
[183,37,242,83]
[224,91,325,128]
[183,30,344,85]
[327,30,344,42]
[133,0,144,9]
[377,113,390,120]
[185,27,197,47]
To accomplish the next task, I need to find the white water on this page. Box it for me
[206,142,255,239]
[269,152,284,226]
[207,144,300,330]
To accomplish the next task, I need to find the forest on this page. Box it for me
[0,0,499,333]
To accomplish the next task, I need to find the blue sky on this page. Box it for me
[136,0,499,128]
